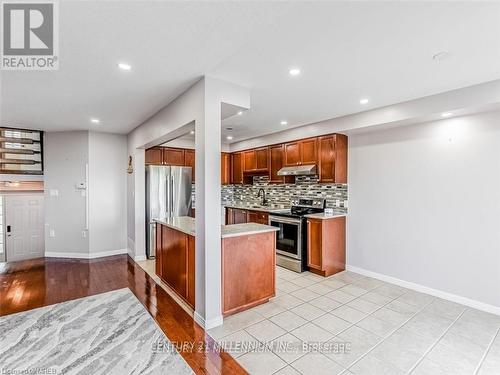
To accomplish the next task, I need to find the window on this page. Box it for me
[0,128,43,175]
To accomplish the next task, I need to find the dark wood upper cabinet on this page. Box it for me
[163,147,185,166]
[269,144,284,183]
[301,138,318,165]
[243,150,256,171]
[221,152,231,185]
[184,149,195,182]
[255,147,269,170]
[283,138,317,166]
[283,141,301,166]
[231,152,243,184]
[318,134,347,183]
[145,147,163,165]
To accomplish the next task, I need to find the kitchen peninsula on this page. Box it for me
[153,217,279,316]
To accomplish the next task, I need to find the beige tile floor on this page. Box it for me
[207,266,500,375]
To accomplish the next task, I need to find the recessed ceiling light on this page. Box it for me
[359,98,369,105]
[441,112,453,118]
[189,130,195,135]
[226,135,233,140]
[118,62,132,71]
[237,111,243,116]
[90,118,100,124]
[280,121,288,126]
[289,68,301,76]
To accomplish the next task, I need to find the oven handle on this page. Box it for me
[269,215,301,225]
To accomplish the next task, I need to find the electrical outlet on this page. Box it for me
[49,229,55,238]
[82,231,87,238]
[49,189,58,197]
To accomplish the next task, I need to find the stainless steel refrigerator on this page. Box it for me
[146,165,192,259]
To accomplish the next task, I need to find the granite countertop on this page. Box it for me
[303,212,347,220]
[223,203,290,213]
[153,216,279,238]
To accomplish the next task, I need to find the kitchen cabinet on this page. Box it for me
[242,148,268,172]
[184,149,195,182]
[155,224,195,308]
[318,134,347,183]
[301,138,318,165]
[247,211,269,225]
[225,207,268,225]
[283,138,318,166]
[232,208,248,224]
[255,147,269,170]
[163,147,185,166]
[221,152,231,185]
[243,150,256,171]
[307,216,345,277]
[269,144,285,183]
[231,152,244,184]
[283,141,301,166]
[145,147,163,165]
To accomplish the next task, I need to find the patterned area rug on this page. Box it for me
[0,288,194,375]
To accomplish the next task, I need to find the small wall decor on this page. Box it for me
[127,155,133,174]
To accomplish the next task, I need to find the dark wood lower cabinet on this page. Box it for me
[155,221,276,317]
[225,207,268,225]
[156,224,195,308]
[307,217,346,277]
[222,232,276,316]
[247,211,269,225]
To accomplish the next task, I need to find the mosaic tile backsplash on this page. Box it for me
[193,176,348,213]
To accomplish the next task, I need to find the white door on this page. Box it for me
[5,195,44,262]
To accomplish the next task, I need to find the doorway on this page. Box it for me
[3,194,44,262]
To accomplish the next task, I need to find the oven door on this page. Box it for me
[269,216,302,260]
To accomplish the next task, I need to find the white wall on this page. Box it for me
[44,131,89,255]
[88,132,128,255]
[347,111,500,310]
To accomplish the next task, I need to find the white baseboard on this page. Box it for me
[346,265,500,316]
[194,312,223,330]
[134,254,146,261]
[45,248,128,259]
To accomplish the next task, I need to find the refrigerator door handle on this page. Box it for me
[170,174,174,218]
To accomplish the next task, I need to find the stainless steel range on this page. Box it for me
[269,198,325,272]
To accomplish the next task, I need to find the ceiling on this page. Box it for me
[1,1,500,144]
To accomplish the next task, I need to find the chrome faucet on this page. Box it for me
[257,188,268,206]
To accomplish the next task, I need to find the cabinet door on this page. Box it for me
[163,148,185,166]
[307,219,323,270]
[161,226,188,298]
[145,147,163,165]
[184,149,195,182]
[231,152,243,184]
[246,211,268,224]
[243,150,256,171]
[284,142,301,166]
[318,135,335,182]
[232,209,247,224]
[255,147,269,170]
[221,152,231,185]
[186,235,196,308]
[269,145,284,183]
[301,138,318,165]
[225,208,234,225]
[334,134,348,183]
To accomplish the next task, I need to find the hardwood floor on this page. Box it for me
[0,255,246,375]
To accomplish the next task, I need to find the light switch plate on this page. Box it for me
[49,189,58,197]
